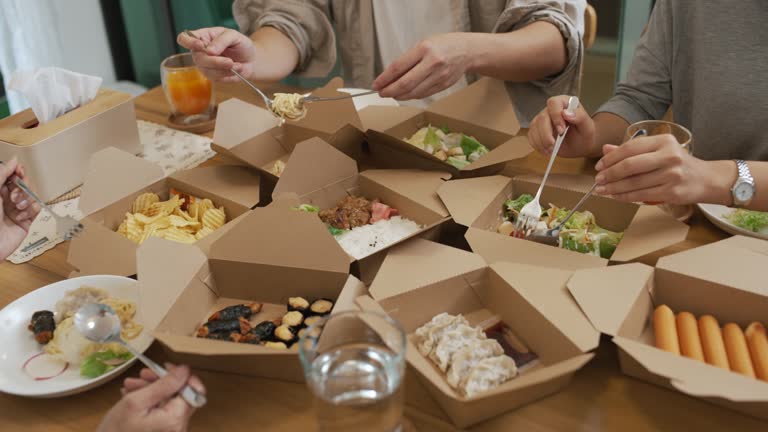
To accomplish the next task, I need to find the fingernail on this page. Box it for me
[172,365,189,377]
[595,160,604,170]
[595,173,604,184]
[564,111,576,119]
[557,126,564,135]
[595,186,606,194]
[18,200,28,208]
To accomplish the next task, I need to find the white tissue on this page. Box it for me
[8,67,102,124]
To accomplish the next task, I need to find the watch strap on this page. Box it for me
[735,159,754,183]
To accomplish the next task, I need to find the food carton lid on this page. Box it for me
[211,126,286,175]
[425,78,520,136]
[463,136,532,172]
[271,137,358,199]
[67,217,144,276]
[360,169,450,217]
[79,147,165,215]
[136,236,209,331]
[212,98,281,150]
[358,105,424,132]
[287,77,363,134]
[437,175,511,226]
[567,263,654,336]
[368,239,486,301]
[171,165,261,208]
[611,206,690,262]
[490,262,600,353]
[208,204,350,275]
[656,235,768,296]
[614,336,768,402]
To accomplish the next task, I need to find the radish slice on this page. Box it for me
[22,352,69,381]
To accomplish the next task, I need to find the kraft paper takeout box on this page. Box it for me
[438,174,690,270]
[211,77,365,198]
[270,137,452,284]
[363,78,532,178]
[136,205,367,382]
[568,235,768,420]
[0,88,141,202]
[67,147,261,277]
[356,239,598,427]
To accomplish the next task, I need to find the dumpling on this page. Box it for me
[429,324,486,372]
[461,355,518,398]
[446,338,504,388]
[413,313,469,357]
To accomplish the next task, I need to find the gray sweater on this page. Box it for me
[597,0,768,161]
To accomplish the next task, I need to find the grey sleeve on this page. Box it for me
[232,0,337,77]
[596,0,673,123]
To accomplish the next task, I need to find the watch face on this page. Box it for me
[734,181,755,202]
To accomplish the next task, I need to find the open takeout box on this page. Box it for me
[356,238,599,427]
[211,77,366,199]
[363,78,532,178]
[438,174,690,270]
[67,147,261,277]
[567,235,768,420]
[0,88,141,202]
[135,205,367,382]
[269,137,452,284]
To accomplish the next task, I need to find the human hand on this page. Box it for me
[97,364,206,432]
[593,134,727,205]
[372,33,471,100]
[0,158,39,259]
[177,27,258,83]
[528,95,596,158]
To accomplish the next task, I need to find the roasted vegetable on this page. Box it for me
[287,297,310,314]
[309,299,334,316]
[208,303,263,322]
[28,310,56,344]
[196,317,252,338]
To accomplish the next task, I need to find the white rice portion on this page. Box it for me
[336,216,422,259]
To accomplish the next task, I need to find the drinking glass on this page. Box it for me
[161,53,215,124]
[299,310,406,432]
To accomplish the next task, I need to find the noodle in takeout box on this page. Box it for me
[268,138,452,285]
[362,77,532,178]
[135,204,367,382]
[356,238,600,428]
[437,173,690,270]
[567,236,768,420]
[67,147,262,277]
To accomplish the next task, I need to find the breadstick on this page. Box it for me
[745,322,768,382]
[698,315,730,370]
[723,323,755,377]
[653,305,680,355]
[676,312,704,361]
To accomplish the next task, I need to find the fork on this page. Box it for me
[0,161,83,240]
[514,96,580,237]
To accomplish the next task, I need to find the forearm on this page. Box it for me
[701,161,768,211]
[589,112,630,158]
[247,27,299,81]
[467,21,567,82]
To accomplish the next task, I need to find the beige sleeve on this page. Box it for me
[494,0,586,93]
[232,0,337,77]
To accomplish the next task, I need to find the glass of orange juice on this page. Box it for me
[161,53,215,124]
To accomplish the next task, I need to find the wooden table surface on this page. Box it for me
[1,81,765,432]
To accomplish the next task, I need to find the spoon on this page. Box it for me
[74,303,207,408]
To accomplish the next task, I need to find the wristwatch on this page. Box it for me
[731,160,756,207]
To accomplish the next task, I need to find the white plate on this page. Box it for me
[0,275,153,398]
[338,87,399,111]
[698,203,768,240]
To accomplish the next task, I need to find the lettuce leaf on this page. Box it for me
[459,135,488,158]
[503,194,534,220]
[439,126,451,134]
[725,209,768,233]
[327,225,348,236]
[424,126,440,153]
[447,156,471,169]
[294,204,320,213]
[80,350,132,378]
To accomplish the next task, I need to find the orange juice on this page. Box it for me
[166,69,212,115]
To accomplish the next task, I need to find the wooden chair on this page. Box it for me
[584,4,598,49]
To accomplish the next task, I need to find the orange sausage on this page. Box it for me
[723,323,755,377]
[653,305,680,355]
[698,315,730,370]
[745,322,768,382]
[676,312,704,362]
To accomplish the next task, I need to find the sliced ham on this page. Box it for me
[371,202,399,223]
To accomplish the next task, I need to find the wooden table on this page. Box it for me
[1,82,764,432]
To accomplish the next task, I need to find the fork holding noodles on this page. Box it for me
[116,188,226,245]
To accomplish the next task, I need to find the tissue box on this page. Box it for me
[0,89,141,202]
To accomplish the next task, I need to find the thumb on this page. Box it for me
[602,144,619,155]
[129,365,191,410]
[0,158,18,183]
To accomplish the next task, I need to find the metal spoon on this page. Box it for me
[74,303,207,408]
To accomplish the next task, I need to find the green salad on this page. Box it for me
[404,125,490,170]
[724,209,768,234]
[498,193,623,259]
[81,350,133,378]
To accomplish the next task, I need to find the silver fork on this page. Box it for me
[514,96,580,237]
[0,161,83,240]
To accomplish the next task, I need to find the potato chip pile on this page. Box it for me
[116,190,226,245]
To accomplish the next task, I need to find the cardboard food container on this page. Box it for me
[363,78,532,178]
[211,77,366,198]
[438,173,690,270]
[356,238,598,427]
[0,88,141,202]
[135,205,368,382]
[67,147,261,277]
[567,235,768,420]
[270,137,452,285]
